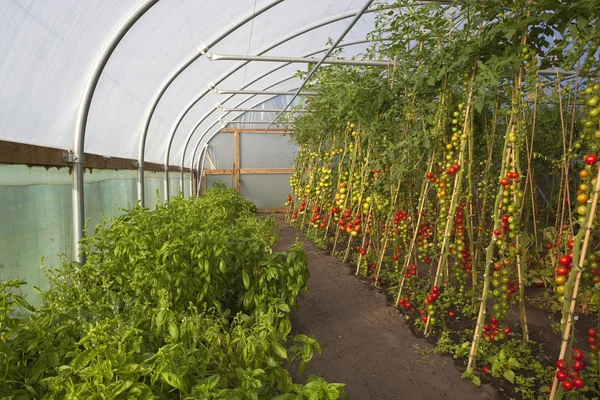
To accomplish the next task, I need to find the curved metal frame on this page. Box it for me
[137,0,284,206]
[160,7,382,201]
[185,38,374,186]
[264,0,375,133]
[72,0,159,262]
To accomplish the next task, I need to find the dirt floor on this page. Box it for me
[273,216,499,400]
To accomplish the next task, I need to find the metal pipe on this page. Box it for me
[219,107,306,113]
[184,38,373,189]
[264,0,376,133]
[222,120,286,124]
[72,0,158,263]
[208,53,392,67]
[163,8,384,201]
[137,0,284,206]
[215,89,317,96]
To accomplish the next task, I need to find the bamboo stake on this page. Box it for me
[395,151,435,304]
[549,164,600,400]
[466,113,515,372]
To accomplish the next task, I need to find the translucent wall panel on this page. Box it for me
[206,133,236,169]
[206,174,236,190]
[240,174,292,209]
[240,133,296,168]
[0,165,171,304]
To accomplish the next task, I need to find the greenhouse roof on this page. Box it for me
[0,0,404,166]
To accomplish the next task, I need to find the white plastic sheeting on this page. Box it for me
[0,0,386,169]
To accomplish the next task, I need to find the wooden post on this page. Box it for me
[235,130,241,192]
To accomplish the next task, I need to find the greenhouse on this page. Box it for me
[1,0,599,398]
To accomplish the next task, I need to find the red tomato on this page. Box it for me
[556,266,568,276]
[572,377,585,389]
[562,380,574,391]
[588,328,598,337]
[572,359,584,371]
[585,154,598,165]
[556,370,568,381]
[558,255,572,266]
[556,359,568,371]
[572,348,584,361]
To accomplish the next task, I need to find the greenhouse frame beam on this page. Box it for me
[215,89,317,96]
[163,11,382,202]
[208,53,392,67]
[137,0,284,207]
[218,108,306,113]
[264,0,376,134]
[185,38,374,192]
[72,0,158,263]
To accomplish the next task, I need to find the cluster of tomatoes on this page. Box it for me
[490,260,513,319]
[368,262,384,285]
[299,200,307,213]
[554,247,574,301]
[445,162,461,176]
[482,316,511,343]
[398,296,413,310]
[574,154,598,225]
[334,181,349,206]
[588,328,598,353]
[555,348,587,391]
[309,206,327,229]
[284,195,293,207]
[338,210,362,237]
[402,264,418,282]
[392,209,410,245]
[420,286,441,323]
[459,245,473,275]
[417,215,433,263]
[356,241,370,256]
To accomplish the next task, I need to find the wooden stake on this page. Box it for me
[549,164,600,400]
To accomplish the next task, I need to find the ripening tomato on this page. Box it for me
[555,275,567,285]
[580,169,590,179]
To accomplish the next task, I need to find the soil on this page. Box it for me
[273,215,499,400]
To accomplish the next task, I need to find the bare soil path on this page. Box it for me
[273,216,498,400]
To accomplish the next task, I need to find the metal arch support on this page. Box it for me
[185,39,374,186]
[264,0,375,133]
[137,0,284,206]
[162,7,384,202]
[208,53,392,66]
[72,0,158,263]
[188,87,296,191]
[215,89,317,96]
[219,108,306,113]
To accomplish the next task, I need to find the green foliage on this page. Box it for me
[0,185,345,399]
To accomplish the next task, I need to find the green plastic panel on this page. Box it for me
[0,165,190,304]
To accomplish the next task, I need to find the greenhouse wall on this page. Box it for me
[0,164,190,304]
[204,130,296,209]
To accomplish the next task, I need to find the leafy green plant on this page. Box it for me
[0,185,346,399]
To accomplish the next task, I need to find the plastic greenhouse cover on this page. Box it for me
[0,0,390,169]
